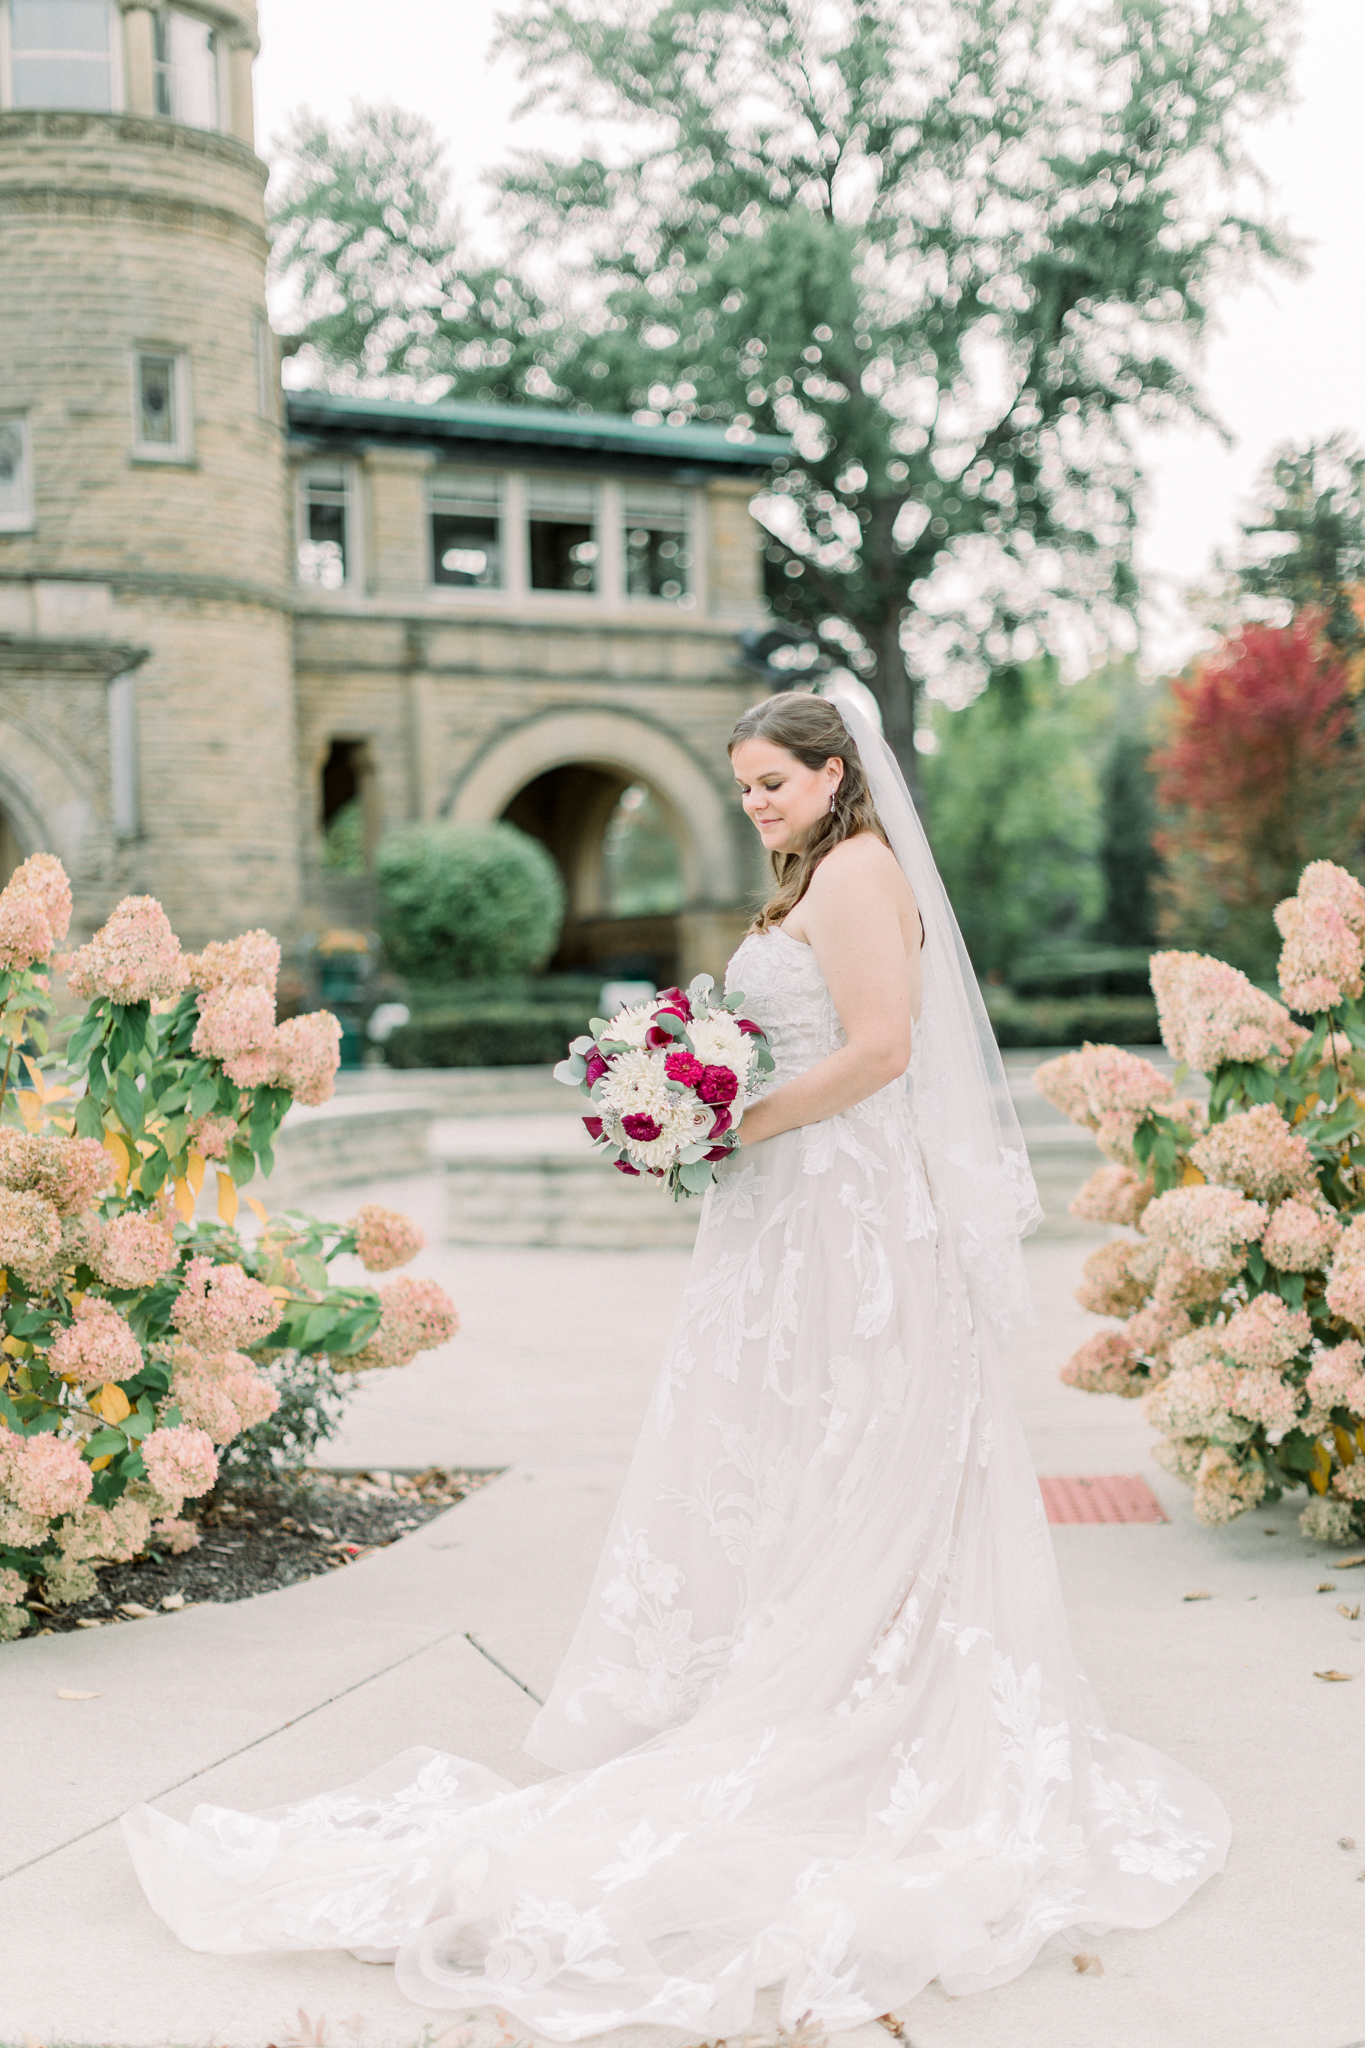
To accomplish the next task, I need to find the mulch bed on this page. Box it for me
[25,1466,499,1636]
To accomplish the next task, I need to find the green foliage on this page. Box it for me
[385,998,595,1068]
[215,1347,352,1486]
[268,3,1294,769]
[923,663,1112,979]
[1098,727,1162,948]
[375,821,566,982]
[984,991,1159,1048]
[321,798,366,874]
[1235,433,1365,665]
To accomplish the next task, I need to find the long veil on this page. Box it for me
[834,696,1042,1332]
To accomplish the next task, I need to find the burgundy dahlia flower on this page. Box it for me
[621,1113,664,1143]
[699,1064,739,1106]
[665,1050,705,1086]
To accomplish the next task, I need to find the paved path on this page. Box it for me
[2,1159,1362,2048]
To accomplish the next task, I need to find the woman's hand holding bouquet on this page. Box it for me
[556,976,773,1197]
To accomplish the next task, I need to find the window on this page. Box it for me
[6,0,115,111]
[152,6,218,128]
[527,476,598,592]
[624,483,692,602]
[431,469,502,589]
[297,462,350,590]
[0,415,34,531]
[132,348,191,460]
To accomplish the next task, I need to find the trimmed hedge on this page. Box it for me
[984,992,1160,1048]
[376,821,565,981]
[384,1000,596,1069]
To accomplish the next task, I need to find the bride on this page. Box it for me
[123,692,1229,2036]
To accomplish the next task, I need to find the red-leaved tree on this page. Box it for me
[1152,616,1365,979]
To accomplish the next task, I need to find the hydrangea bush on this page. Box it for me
[0,861,457,1640]
[1038,860,1365,1543]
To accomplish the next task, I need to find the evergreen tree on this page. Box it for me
[1097,723,1161,948]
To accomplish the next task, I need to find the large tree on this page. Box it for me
[271,2,1295,777]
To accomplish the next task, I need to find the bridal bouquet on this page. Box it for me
[1037,859,1365,1546]
[555,975,774,1196]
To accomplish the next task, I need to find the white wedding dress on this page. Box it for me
[123,925,1230,2039]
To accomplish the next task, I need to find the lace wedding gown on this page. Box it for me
[123,928,1229,2037]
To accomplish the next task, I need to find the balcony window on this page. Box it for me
[6,0,115,111]
[152,6,218,128]
[297,463,350,590]
[527,476,598,592]
[431,469,502,589]
[132,348,191,460]
[624,483,692,602]
[0,415,34,531]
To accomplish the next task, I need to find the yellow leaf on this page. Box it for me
[172,1177,196,1224]
[91,1383,131,1424]
[103,1131,130,1191]
[216,1171,238,1224]
[90,1453,113,1471]
[1180,1162,1205,1186]
[1334,1426,1358,1467]
[244,1195,270,1227]
[0,1269,7,1294]
[15,1093,42,1132]
[186,1150,206,1196]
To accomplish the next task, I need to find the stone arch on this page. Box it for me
[446,706,740,907]
[0,716,99,883]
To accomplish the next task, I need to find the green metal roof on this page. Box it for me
[286,390,790,476]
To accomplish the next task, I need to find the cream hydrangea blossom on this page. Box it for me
[1140,1185,1268,1272]
[1325,1217,1365,1328]
[1193,1444,1267,1526]
[1274,895,1364,1013]
[1188,1103,1315,1203]
[1149,951,1305,1071]
[1069,1163,1156,1226]
[1217,1293,1311,1369]
[1074,1240,1149,1318]
[1262,1196,1342,1273]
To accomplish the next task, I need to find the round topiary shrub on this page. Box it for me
[375,821,565,982]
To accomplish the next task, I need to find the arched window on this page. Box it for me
[4,0,117,111]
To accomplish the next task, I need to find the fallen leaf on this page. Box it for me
[56,1689,98,1700]
[160,1592,186,1612]
[1338,1603,1361,1621]
[1318,1582,1337,1593]
[875,2019,909,2041]
[1072,1951,1104,1975]
[1183,1590,1212,1601]
[1314,1669,1354,1681]
[73,1617,103,1629]
[117,1600,156,1619]
[1333,1554,1365,1569]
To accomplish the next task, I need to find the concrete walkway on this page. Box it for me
[2,1157,1363,2048]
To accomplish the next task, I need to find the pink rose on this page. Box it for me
[665,1050,704,1087]
[699,1064,739,1106]
[621,1113,663,1143]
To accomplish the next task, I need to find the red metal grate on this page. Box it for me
[1039,1474,1168,1525]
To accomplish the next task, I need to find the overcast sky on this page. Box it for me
[255,0,1365,673]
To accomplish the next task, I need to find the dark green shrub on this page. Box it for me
[385,999,596,1068]
[376,822,565,980]
[984,992,1160,1048]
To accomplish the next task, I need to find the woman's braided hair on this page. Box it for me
[729,693,888,934]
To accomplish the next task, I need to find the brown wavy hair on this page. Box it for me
[729,693,888,933]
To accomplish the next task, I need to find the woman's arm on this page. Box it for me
[737,836,920,1149]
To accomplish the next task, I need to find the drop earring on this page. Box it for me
[829,788,837,813]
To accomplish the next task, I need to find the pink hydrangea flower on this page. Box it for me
[1034,1051,1098,1127]
[63,1496,153,1564]
[188,1113,237,1161]
[1189,1103,1316,1203]
[1305,1341,1365,1421]
[1125,1297,1192,1365]
[170,1258,279,1351]
[1274,895,1364,1013]
[0,1433,92,1518]
[221,1363,279,1431]
[169,1362,242,1443]
[93,1211,177,1288]
[0,1564,29,1608]
[1149,950,1306,1072]
[346,1276,459,1372]
[8,853,72,944]
[152,1515,200,1554]
[47,1296,142,1388]
[141,1425,218,1506]
[1140,1184,1268,1272]
[64,896,189,1004]
[0,1130,115,1215]
[1217,1292,1311,1369]
[1075,1240,1149,1318]
[191,986,278,1089]
[1034,1044,1181,1160]
[1228,1367,1301,1438]
[1325,1217,1365,1328]
[185,929,281,999]
[1069,1163,1155,1226]
[270,1010,342,1107]
[1299,859,1365,938]
[0,889,54,972]
[1262,1196,1342,1273]
[347,1204,425,1273]
[0,1187,62,1286]
[1145,1348,1245,1440]
[1060,1330,1145,1396]
[1192,1444,1266,1526]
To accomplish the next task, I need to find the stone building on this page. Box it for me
[0,0,782,987]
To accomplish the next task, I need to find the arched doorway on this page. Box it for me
[501,763,686,984]
[0,804,25,890]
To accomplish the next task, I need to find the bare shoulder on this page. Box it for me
[807,833,907,902]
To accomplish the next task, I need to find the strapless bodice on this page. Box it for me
[724,927,845,1089]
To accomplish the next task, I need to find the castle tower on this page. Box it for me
[0,0,298,946]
